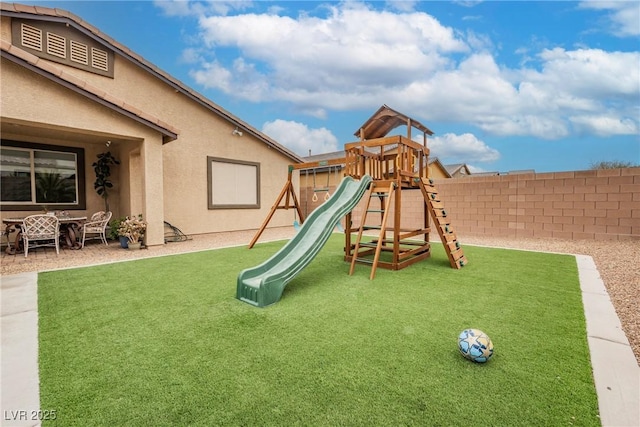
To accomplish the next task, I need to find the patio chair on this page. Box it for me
[22,214,60,258]
[81,211,112,247]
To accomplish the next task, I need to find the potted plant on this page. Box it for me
[92,151,120,212]
[117,215,146,250]
[108,217,128,248]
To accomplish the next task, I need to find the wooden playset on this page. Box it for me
[249,105,467,278]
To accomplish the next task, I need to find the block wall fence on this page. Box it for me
[430,167,639,241]
[300,167,640,241]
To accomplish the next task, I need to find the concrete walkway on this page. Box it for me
[1,255,638,426]
[1,272,40,427]
[576,255,639,426]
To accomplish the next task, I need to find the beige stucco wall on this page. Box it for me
[78,50,297,235]
[1,14,298,244]
[1,57,166,245]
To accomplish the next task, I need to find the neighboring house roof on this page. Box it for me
[301,150,346,172]
[0,2,303,162]
[354,104,434,139]
[444,163,471,177]
[304,150,346,163]
[462,169,536,177]
[504,169,535,175]
[472,171,500,177]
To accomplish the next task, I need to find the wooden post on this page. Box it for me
[248,169,303,249]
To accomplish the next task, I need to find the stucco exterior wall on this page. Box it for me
[51,45,298,235]
[1,59,164,233]
[1,13,298,243]
[111,57,297,234]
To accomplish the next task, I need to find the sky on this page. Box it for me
[27,0,640,173]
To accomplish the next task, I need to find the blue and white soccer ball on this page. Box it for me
[458,328,494,363]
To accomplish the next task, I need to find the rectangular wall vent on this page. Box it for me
[46,32,66,59]
[91,48,109,72]
[70,40,89,65]
[20,23,42,51]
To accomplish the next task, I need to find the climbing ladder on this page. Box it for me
[418,177,467,269]
[349,180,396,280]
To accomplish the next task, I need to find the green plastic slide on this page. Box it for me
[237,175,373,307]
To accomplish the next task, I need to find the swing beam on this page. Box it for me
[248,158,346,248]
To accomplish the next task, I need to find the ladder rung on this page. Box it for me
[359,242,378,248]
[359,243,393,251]
[353,258,374,265]
[373,193,389,197]
[367,209,385,213]
[363,225,382,230]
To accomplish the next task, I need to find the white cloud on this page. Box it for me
[188,3,467,105]
[155,0,254,17]
[261,120,339,156]
[165,1,639,143]
[453,1,484,7]
[386,1,419,12]
[570,114,639,136]
[534,48,640,99]
[579,1,640,37]
[421,49,639,139]
[429,133,500,163]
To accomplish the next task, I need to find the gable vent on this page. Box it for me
[46,32,66,58]
[91,48,109,72]
[13,19,114,78]
[70,40,89,65]
[20,23,42,51]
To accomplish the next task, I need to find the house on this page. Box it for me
[429,158,452,179]
[0,3,303,247]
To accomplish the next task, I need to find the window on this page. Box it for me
[0,141,85,210]
[207,157,260,209]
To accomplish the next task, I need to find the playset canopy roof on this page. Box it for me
[354,104,434,140]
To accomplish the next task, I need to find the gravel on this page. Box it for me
[2,227,638,363]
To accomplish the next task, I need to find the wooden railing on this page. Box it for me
[344,135,430,186]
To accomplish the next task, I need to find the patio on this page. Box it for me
[0,227,296,276]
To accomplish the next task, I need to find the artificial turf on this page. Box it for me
[38,235,600,426]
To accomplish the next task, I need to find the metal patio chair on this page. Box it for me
[22,214,60,258]
[81,211,112,247]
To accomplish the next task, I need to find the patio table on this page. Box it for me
[2,215,87,255]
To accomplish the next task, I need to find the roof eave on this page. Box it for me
[1,3,302,162]
[1,48,179,142]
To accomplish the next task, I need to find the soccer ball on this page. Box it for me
[458,328,494,363]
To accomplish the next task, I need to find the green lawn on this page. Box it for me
[38,235,599,426]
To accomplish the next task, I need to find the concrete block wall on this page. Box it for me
[300,167,639,241]
[432,167,640,241]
